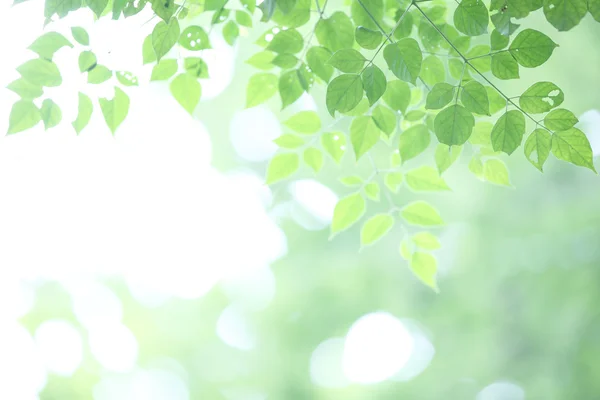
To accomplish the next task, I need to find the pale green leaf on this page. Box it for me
[6,79,43,99]
[72,92,93,135]
[426,83,455,110]
[274,134,305,148]
[331,192,366,236]
[355,26,382,50]
[284,111,321,134]
[17,58,62,87]
[543,0,587,31]
[460,80,490,115]
[152,18,180,61]
[315,11,354,52]
[383,80,411,113]
[71,27,89,45]
[491,51,519,80]
[28,32,73,59]
[7,100,40,134]
[246,51,275,70]
[179,26,211,50]
[326,74,363,117]
[364,182,380,202]
[412,232,441,250]
[321,132,346,163]
[40,98,61,130]
[170,73,201,114]
[401,201,444,226]
[361,214,394,247]
[267,28,303,53]
[303,147,323,173]
[266,152,300,184]
[519,81,564,114]
[469,156,484,179]
[99,86,130,135]
[87,65,112,84]
[435,144,462,174]
[544,109,578,132]
[151,59,178,81]
[483,158,511,186]
[327,49,366,73]
[406,166,451,191]
[372,105,396,137]
[306,46,334,82]
[399,124,430,163]
[246,73,278,108]
[78,50,97,72]
[350,116,380,161]
[420,55,446,86]
[410,252,439,291]
[340,176,363,186]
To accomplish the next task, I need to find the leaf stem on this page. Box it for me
[413,2,550,132]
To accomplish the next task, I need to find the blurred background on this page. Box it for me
[0,1,599,399]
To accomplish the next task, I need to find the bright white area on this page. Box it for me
[34,320,84,376]
[0,2,288,397]
[309,312,435,387]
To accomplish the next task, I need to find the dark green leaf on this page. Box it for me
[383,38,422,85]
[315,11,354,52]
[355,27,382,50]
[454,0,489,36]
[434,104,475,146]
[508,28,557,67]
[361,65,386,106]
[491,110,526,154]
[426,83,455,110]
[326,74,364,116]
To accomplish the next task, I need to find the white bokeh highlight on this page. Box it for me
[34,320,84,376]
[476,381,526,400]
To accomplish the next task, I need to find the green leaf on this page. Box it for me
[361,214,394,247]
[28,32,73,59]
[491,51,519,80]
[152,18,180,61]
[315,11,354,52]
[401,201,444,226]
[406,166,451,191]
[179,26,210,50]
[460,80,490,115]
[271,0,310,27]
[491,110,526,155]
[420,56,446,87]
[223,21,240,45]
[355,27,382,50]
[267,29,303,53]
[467,46,492,73]
[326,74,363,117]
[246,73,278,108]
[524,128,552,171]
[321,132,346,163]
[469,156,484,179]
[487,86,506,115]
[87,0,108,16]
[508,29,557,68]
[331,192,366,237]
[351,0,384,30]
[340,175,363,186]
[272,54,298,69]
[279,69,305,109]
[40,99,61,130]
[435,144,462,175]
[151,0,176,21]
[6,79,43,99]
[483,158,511,186]
[306,47,333,82]
[116,71,138,86]
[426,83,455,110]
[303,147,323,173]
[383,80,411,113]
[45,0,82,18]
[384,171,404,193]
[454,0,489,36]
[236,10,253,27]
[142,35,156,65]
[372,105,396,137]
[327,49,366,73]
[490,29,509,50]
[246,51,275,70]
[412,232,441,250]
[71,27,89,45]
[7,100,40,134]
[361,65,386,106]
[383,38,422,85]
[363,182,380,201]
[87,65,112,84]
[551,128,596,172]
[99,87,130,135]
[400,238,412,260]
[590,0,600,22]
[266,152,300,184]
[543,0,587,31]
[469,121,493,146]
[399,124,430,163]
[72,92,93,135]
[544,109,578,132]
[410,252,439,291]
[519,82,564,114]
[350,116,380,161]
[434,104,475,146]
[284,111,321,134]
[78,50,97,72]
[274,134,305,148]
[151,59,178,81]
[170,74,201,114]
[17,58,62,87]
[491,10,520,36]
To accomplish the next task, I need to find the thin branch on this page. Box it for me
[413,2,549,131]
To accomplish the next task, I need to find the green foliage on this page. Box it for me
[8,0,600,291]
